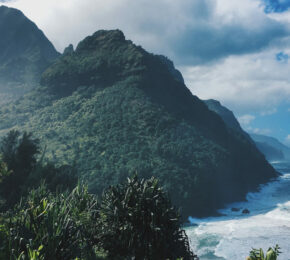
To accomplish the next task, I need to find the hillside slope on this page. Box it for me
[0,5,59,103]
[0,30,277,217]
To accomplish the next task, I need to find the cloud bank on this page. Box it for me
[181,45,290,114]
[3,0,289,65]
[285,134,290,146]
[238,115,256,126]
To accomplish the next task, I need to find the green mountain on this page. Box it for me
[0,5,59,104]
[0,29,277,218]
[251,134,290,161]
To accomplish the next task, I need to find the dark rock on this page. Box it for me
[63,44,74,55]
[231,207,240,212]
[242,209,250,214]
[157,55,184,84]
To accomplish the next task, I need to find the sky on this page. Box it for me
[1,0,290,145]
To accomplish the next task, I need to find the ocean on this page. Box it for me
[186,161,290,260]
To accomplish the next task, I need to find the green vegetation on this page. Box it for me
[0,30,277,218]
[0,130,77,211]
[0,131,197,259]
[98,175,196,259]
[247,245,281,260]
[0,182,196,259]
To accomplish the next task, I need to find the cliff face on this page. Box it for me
[0,29,277,218]
[0,5,59,103]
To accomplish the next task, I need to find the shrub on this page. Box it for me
[0,184,100,260]
[247,245,281,260]
[97,175,197,259]
[0,175,197,259]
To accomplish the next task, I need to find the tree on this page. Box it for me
[0,130,40,207]
[0,161,11,209]
[97,175,197,259]
[0,130,40,174]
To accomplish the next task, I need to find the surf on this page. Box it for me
[186,162,290,260]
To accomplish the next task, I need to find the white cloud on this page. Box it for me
[237,114,256,126]
[285,134,290,144]
[3,0,289,64]
[247,127,272,135]
[268,9,290,24]
[260,107,278,116]
[181,47,290,114]
[4,0,217,54]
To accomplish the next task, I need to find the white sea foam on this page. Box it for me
[186,162,290,260]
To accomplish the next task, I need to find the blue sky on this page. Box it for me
[2,0,290,145]
[238,101,290,142]
[263,0,290,13]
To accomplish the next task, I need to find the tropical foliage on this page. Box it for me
[0,184,101,260]
[97,175,197,259]
[0,130,77,211]
[0,131,196,259]
[247,245,281,260]
[0,177,196,259]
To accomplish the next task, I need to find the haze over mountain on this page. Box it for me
[204,99,288,162]
[0,5,59,104]
[251,133,290,161]
[0,10,277,217]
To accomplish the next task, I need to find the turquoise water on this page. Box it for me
[186,161,290,260]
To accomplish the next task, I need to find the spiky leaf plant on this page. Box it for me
[0,175,197,259]
[248,245,281,260]
[0,183,100,260]
[97,175,197,260]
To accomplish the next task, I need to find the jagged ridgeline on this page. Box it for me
[0,29,277,217]
[0,6,59,103]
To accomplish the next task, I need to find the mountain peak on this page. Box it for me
[41,29,150,95]
[206,99,221,106]
[0,5,21,14]
[41,29,191,99]
[76,29,126,53]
